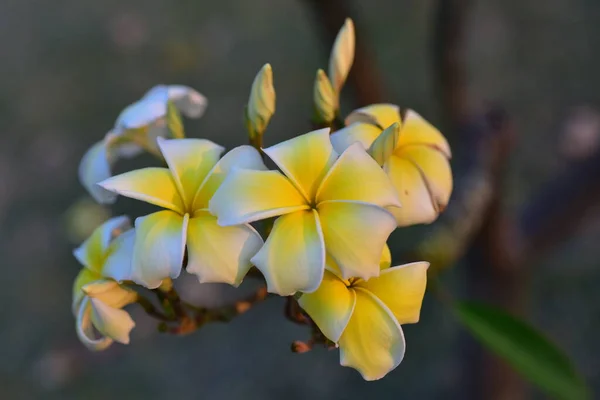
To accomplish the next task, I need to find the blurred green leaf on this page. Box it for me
[167,100,185,139]
[455,301,589,400]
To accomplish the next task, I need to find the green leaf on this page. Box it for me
[455,301,589,400]
[167,100,185,139]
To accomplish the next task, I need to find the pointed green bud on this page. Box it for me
[247,63,276,139]
[328,18,355,94]
[313,69,337,124]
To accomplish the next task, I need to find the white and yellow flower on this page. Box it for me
[80,85,207,204]
[331,104,453,226]
[209,129,400,295]
[72,216,138,351]
[298,259,429,380]
[99,138,265,289]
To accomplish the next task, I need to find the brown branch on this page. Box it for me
[303,0,384,106]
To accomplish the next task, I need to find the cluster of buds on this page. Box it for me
[72,18,452,381]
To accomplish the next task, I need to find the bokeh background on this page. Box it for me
[1,0,599,398]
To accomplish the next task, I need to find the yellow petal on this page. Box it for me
[297,270,355,343]
[73,216,131,273]
[251,209,324,295]
[99,168,185,214]
[82,280,138,309]
[209,169,308,226]
[380,244,391,270]
[345,104,401,130]
[131,211,188,288]
[356,262,429,324]
[316,143,400,208]
[368,122,400,166]
[78,140,118,204]
[76,299,113,351]
[89,298,135,344]
[330,122,382,154]
[399,146,453,212]
[263,128,337,201]
[157,137,224,208]
[102,229,135,282]
[193,145,266,210]
[397,110,451,157]
[186,211,263,286]
[72,268,102,314]
[339,288,405,381]
[384,154,438,226]
[328,18,355,93]
[317,201,397,280]
[326,243,391,279]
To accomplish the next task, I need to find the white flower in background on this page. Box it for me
[79,85,207,204]
[72,216,138,351]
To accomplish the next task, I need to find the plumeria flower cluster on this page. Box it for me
[71,18,452,381]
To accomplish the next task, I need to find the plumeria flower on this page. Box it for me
[99,138,265,289]
[330,104,453,226]
[72,216,138,351]
[298,259,429,380]
[209,128,400,296]
[79,85,207,204]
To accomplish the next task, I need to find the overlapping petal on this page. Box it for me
[400,145,453,211]
[397,110,451,157]
[297,271,355,342]
[317,201,397,280]
[131,211,188,288]
[79,141,118,204]
[73,215,131,273]
[186,211,263,286]
[193,145,266,210]
[330,122,382,154]
[209,169,308,226]
[76,299,113,351]
[251,209,324,295]
[102,229,135,282]
[316,143,400,208]
[368,122,400,166]
[339,288,405,381]
[72,268,101,313]
[345,104,401,130]
[99,168,185,214]
[82,280,138,309]
[263,128,337,201]
[157,138,224,207]
[384,155,438,226]
[89,298,135,344]
[357,262,429,324]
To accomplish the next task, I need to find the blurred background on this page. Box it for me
[1,0,599,398]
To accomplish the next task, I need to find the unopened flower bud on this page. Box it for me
[328,18,355,93]
[246,63,276,139]
[313,69,337,124]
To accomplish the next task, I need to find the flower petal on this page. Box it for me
[316,143,400,208]
[400,146,453,212]
[368,122,400,166]
[102,229,135,282]
[193,145,266,210]
[397,110,451,157]
[339,288,405,381]
[263,128,337,201]
[72,269,102,314]
[209,169,308,226]
[73,216,131,273]
[82,279,137,309]
[380,244,391,270]
[297,270,355,343]
[384,155,438,226]
[251,209,325,295]
[186,211,263,286]
[99,168,185,214]
[157,138,224,207]
[330,122,382,154]
[317,201,396,280]
[78,140,118,204]
[166,85,208,118]
[115,98,165,131]
[89,298,135,344]
[356,262,429,324]
[325,243,392,279]
[345,104,401,130]
[131,211,188,288]
[76,299,113,351]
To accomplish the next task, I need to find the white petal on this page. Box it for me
[76,298,113,351]
[131,211,188,288]
[167,85,208,118]
[330,122,382,154]
[102,229,135,282]
[78,140,118,204]
[89,298,135,344]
